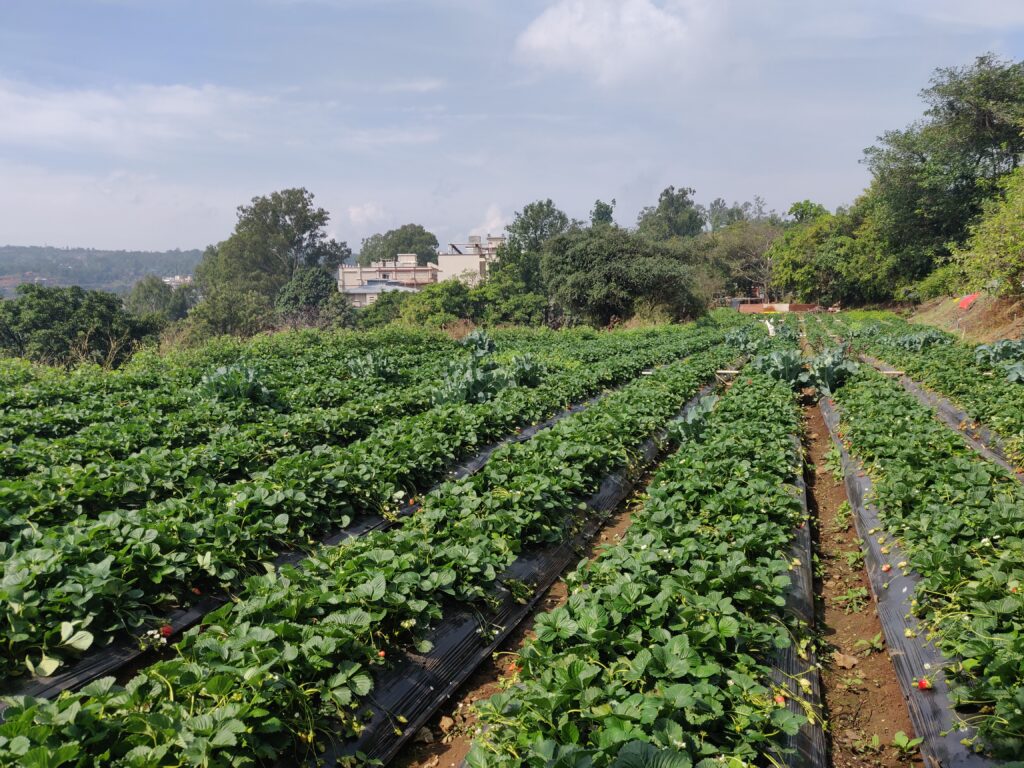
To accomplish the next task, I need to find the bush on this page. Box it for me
[916,262,967,300]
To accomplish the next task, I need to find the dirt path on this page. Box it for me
[392,499,641,768]
[805,403,922,767]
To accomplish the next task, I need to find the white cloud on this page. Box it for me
[516,0,719,86]
[469,203,507,238]
[347,201,386,226]
[0,79,266,155]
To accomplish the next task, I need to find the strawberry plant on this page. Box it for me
[830,365,1024,757]
[0,344,742,765]
[465,373,809,766]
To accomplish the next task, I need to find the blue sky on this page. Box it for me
[1,0,1023,252]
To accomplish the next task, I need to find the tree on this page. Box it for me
[506,199,572,253]
[274,267,335,317]
[194,188,351,298]
[955,166,1024,296]
[397,280,474,328]
[183,285,273,340]
[705,220,784,299]
[126,275,174,318]
[357,290,410,329]
[590,199,616,227]
[769,197,894,306]
[787,200,829,225]
[636,186,705,241]
[542,227,704,326]
[0,284,158,367]
[357,223,439,267]
[862,54,1024,281]
[126,275,195,322]
[469,267,547,326]
[274,267,356,329]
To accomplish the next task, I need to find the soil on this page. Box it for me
[910,295,1024,343]
[393,499,641,768]
[805,404,922,768]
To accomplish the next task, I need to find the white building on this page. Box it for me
[338,253,439,308]
[436,234,506,285]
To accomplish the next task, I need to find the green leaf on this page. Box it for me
[717,616,740,639]
[611,741,692,768]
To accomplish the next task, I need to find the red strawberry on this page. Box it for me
[159,625,173,638]
[378,650,386,658]
[774,694,786,705]
[917,678,931,690]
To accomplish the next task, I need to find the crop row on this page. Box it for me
[0,323,722,545]
[466,373,809,766]
[0,324,698,477]
[0,346,738,767]
[0,339,544,533]
[822,312,1024,467]
[829,366,1024,757]
[0,320,743,682]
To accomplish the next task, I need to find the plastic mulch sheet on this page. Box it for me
[767,438,827,768]
[820,398,994,768]
[316,385,718,767]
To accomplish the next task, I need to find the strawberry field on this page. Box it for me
[2,311,1023,768]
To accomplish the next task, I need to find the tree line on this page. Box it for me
[771,53,1024,305]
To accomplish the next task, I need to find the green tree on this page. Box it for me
[126,275,174,318]
[955,166,1024,296]
[506,199,572,253]
[590,199,616,227]
[542,227,704,326]
[787,200,829,225]
[636,186,705,241]
[397,280,474,328]
[183,286,273,340]
[705,220,784,299]
[863,54,1024,281]
[275,267,335,316]
[274,267,356,329]
[0,284,157,367]
[357,289,410,329]
[770,197,894,306]
[194,188,351,298]
[357,223,439,266]
[126,275,195,322]
[469,268,547,325]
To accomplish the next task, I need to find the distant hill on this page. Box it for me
[0,245,203,297]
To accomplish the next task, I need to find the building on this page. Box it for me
[338,253,439,308]
[342,280,420,309]
[161,275,193,289]
[336,234,509,306]
[436,234,505,285]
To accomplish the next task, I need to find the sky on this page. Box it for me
[1,1,1023,253]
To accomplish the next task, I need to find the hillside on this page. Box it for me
[910,294,1024,343]
[0,245,202,297]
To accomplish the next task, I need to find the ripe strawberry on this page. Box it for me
[917,678,931,690]
[191,587,202,595]
[774,694,786,705]
[159,625,173,638]
[378,650,386,658]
